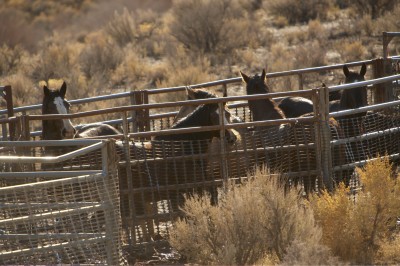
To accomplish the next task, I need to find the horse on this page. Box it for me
[42,82,76,141]
[74,123,121,138]
[173,86,245,127]
[329,64,369,183]
[329,63,368,112]
[275,96,314,118]
[240,69,345,192]
[172,87,217,124]
[42,82,121,140]
[119,100,238,238]
[41,82,121,169]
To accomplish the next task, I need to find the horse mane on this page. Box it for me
[171,103,217,129]
[187,87,217,100]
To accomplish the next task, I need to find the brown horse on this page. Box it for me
[330,63,369,182]
[42,82,121,141]
[173,86,244,126]
[240,69,346,192]
[330,63,368,112]
[119,100,238,238]
[41,82,121,170]
[42,82,76,141]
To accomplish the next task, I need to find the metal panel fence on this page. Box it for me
[1,54,400,251]
[0,140,124,265]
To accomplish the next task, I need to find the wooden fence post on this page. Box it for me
[298,74,304,90]
[101,139,123,265]
[372,58,393,104]
[318,85,333,190]
[218,101,228,181]
[3,85,15,141]
[121,112,136,245]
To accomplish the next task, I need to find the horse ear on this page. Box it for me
[60,81,67,98]
[185,86,195,100]
[360,63,367,77]
[43,85,50,97]
[240,71,250,84]
[261,69,266,82]
[343,65,350,77]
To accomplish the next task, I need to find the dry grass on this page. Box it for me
[264,0,333,24]
[336,41,367,63]
[170,167,338,265]
[310,157,400,264]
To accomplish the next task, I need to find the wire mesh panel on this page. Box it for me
[120,120,323,244]
[118,139,216,243]
[0,140,124,265]
[332,108,400,185]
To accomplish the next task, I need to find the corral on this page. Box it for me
[0,32,400,264]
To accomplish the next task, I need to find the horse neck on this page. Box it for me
[42,120,62,140]
[249,98,285,121]
[339,86,367,110]
[156,104,219,141]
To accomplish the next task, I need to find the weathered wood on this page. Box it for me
[318,85,333,190]
[372,58,393,103]
[101,139,123,265]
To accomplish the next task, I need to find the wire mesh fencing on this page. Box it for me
[0,140,124,265]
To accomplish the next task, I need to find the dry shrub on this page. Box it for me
[110,44,157,88]
[376,233,400,264]
[105,8,137,48]
[294,40,327,69]
[375,4,400,32]
[0,73,36,107]
[307,19,328,42]
[31,36,83,82]
[170,167,337,265]
[106,7,160,51]
[264,0,332,25]
[79,32,123,83]
[0,7,44,51]
[347,0,397,19]
[337,41,367,63]
[272,15,289,28]
[356,15,375,36]
[0,44,26,76]
[156,55,215,89]
[310,157,400,264]
[167,0,262,62]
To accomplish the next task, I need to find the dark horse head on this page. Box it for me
[154,102,237,145]
[340,63,368,110]
[173,87,217,124]
[240,69,285,122]
[42,82,76,140]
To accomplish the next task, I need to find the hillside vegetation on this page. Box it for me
[0,0,399,110]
